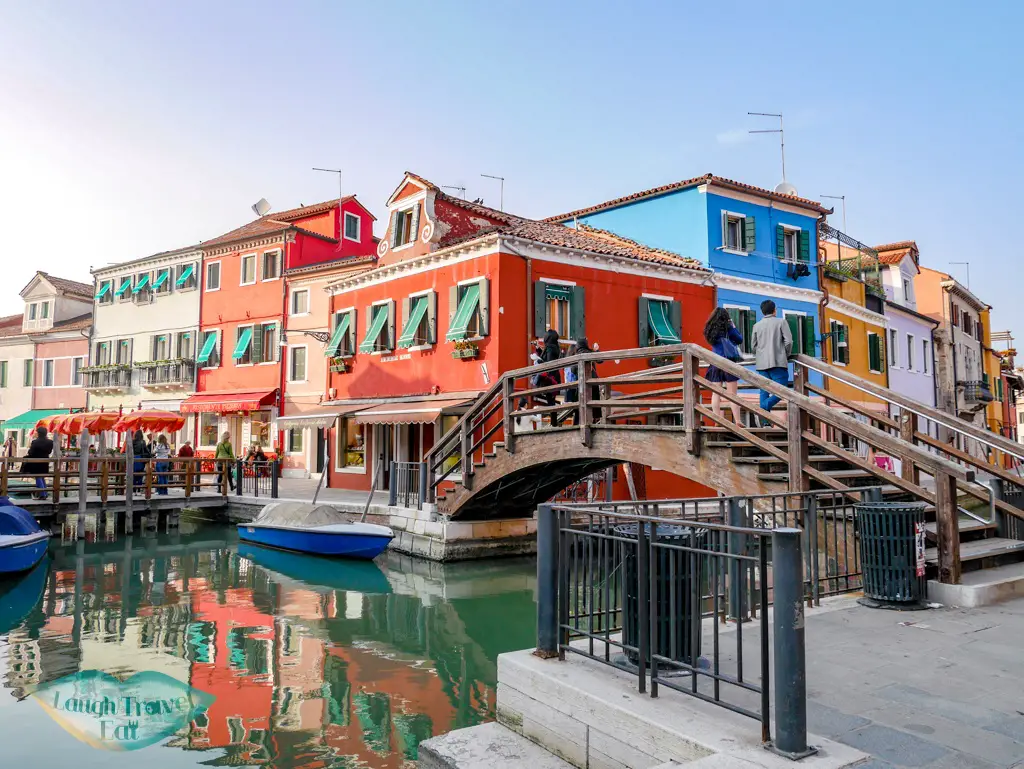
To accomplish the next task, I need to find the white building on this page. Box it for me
[89,246,203,446]
[0,314,34,449]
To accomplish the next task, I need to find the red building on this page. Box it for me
[182,198,376,457]
[319,173,717,499]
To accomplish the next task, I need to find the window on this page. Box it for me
[251,409,272,447]
[23,360,33,387]
[240,254,257,285]
[115,276,134,300]
[783,230,798,262]
[288,346,307,382]
[642,298,682,347]
[116,339,132,365]
[261,250,280,281]
[290,290,309,316]
[397,292,436,348]
[868,332,884,374]
[42,360,54,387]
[197,330,220,368]
[829,321,850,365]
[923,340,930,373]
[206,262,221,291]
[199,413,219,448]
[177,332,194,360]
[344,212,360,242]
[152,267,172,295]
[40,302,50,319]
[533,281,575,341]
[889,328,898,367]
[902,278,912,302]
[152,334,171,360]
[233,325,254,365]
[95,280,113,304]
[327,310,357,358]
[723,213,754,253]
[27,303,36,321]
[72,357,83,386]
[258,323,277,363]
[359,302,395,353]
[783,312,817,356]
[94,341,111,366]
[726,308,757,355]
[906,334,915,371]
[287,429,304,454]
[336,418,366,470]
[1019,411,1024,426]
[175,262,197,290]
[392,206,419,249]
[132,272,152,302]
[776,226,809,262]
[0,361,6,388]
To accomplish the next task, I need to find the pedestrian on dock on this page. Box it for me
[215,432,235,491]
[750,300,792,423]
[131,430,150,490]
[153,435,171,495]
[22,426,53,499]
[2,434,16,458]
[703,307,745,426]
[176,439,194,485]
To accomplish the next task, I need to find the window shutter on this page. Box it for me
[721,212,729,248]
[869,334,879,372]
[427,291,437,344]
[216,331,222,366]
[775,225,785,257]
[274,323,282,362]
[878,333,885,372]
[798,230,811,262]
[726,307,740,329]
[401,297,411,340]
[786,314,800,349]
[743,216,756,252]
[638,298,651,347]
[534,281,547,338]
[252,325,263,363]
[449,286,459,337]
[127,338,133,364]
[744,311,756,352]
[478,278,491,336]
[410,204,421,245]
[802,316,816,356]
[569,286,586,341]
[390,213,399,248]
[829,321,838,360]
[347,310,357,355]
[669,300,682,342]
[387,300,396,351]
[151,335,158,360]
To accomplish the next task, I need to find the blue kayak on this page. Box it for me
[0,497,49,575]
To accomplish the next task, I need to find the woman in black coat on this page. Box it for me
[537,329,562,407]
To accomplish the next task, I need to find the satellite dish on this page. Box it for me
[252,198,271,217]
[774,182,798,196]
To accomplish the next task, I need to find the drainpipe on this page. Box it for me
[278,235,290,459]
[501,238,533,364]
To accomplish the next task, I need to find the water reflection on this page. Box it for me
[0,516,537,768]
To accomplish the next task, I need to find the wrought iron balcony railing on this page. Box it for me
[136,359,197,387]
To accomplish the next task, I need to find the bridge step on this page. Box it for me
[733,455,845,465]
[756,469,873,482]
[924,518,996,538]
[926,537,1024,565]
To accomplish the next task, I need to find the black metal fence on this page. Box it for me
[235,460,279,499]
[388,461,426,509]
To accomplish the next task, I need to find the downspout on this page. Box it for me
[501,237,533,365]
[278,234,291,459]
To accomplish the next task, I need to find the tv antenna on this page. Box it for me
[950,261,971,289]
[748,112,788,187]
[820,194,847,233]
[313,167,344,246]
[480,173,505,211]
[441,185,467,199]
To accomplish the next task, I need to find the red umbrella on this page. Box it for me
[112,409,186,434]
[50,411,121,434]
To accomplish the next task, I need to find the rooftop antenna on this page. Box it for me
[748,112,793,194]
[480,173,505,211]
[251,198,271,217]
[950,261,971,289]
[820,194,847,234]
[313,167,344,245]
[441,185,467,199]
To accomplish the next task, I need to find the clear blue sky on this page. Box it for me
[1,1,1021,339]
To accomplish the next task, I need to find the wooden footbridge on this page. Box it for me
[425,344,1024,585]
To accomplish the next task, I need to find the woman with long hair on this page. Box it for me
[704,308,744,425]
[536,329,562,409]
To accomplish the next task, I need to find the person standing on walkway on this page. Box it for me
[153,435,171,495]
[751,299,792,417]
[22,426,54,499]
[215,432,235,491]
[131,429,150,490]
[537,329,562,412]
[703,307,745,425]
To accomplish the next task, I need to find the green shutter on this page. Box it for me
[648,301,681,345]
[252,325,263,363]
[869,334,880,372]
[534,281,547,337]
[95,282,111,300]
[798,230,810,262]
[744,311,756,354]
[775,225,785,257]
[232,327,253,360]
[802,316,816,356]
[359,305,390,352]
[131,274,151,294]
[390,212,400,248]
[445,284,481,341]
[175,264,194,287]
[569,286,586,341]
[326,313,351,356]
[786,314,800,350]
[114,277,133,297]
[743,216,756,252]
[397,296,429,348]
[829,321,838,361]
[152,269,170,290]
[477,279,490,336]
[669,300,682,342]
[638,297,651,347]
[982,372,989,386]
[410,204,421,245]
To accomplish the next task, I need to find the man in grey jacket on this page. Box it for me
[751,299,792,414]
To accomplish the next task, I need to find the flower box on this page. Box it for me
[452,347,479,360]
[328,357,350,373]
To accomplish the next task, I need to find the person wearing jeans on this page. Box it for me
[153,435,171,495]
[751,299,793,416]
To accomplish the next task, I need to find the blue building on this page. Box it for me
[546,173,831,367]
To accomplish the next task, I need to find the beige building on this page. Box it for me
[0,314,34,448]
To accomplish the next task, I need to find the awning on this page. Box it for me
[4,409,67,432]
[196,332,218,364]
[326,313,352,357]
[152,269,170,290]
[114,278,133,297]
[180,390,276,414]
[95,282,111,300]
[277,411,346,430]
[446,284,481,341]
[232,327,253,360]
[359,305,389,353]
[545,284,573,301]
[132,274,151,294]
[175,264,194,288]
[397,295,429,348]
[648,301,681,344]
[354,398,471,425]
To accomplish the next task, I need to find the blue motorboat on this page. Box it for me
[237,502,394,561]
[238,543,393,594]
[0,497,50,575]
[0,557,49,634]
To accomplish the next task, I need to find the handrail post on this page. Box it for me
[788,367,809,492]
[899,411,920,484]
[770,527,815,759]
[78,428,90,515]
[728,497,748,622]
[235,459,243,497]
[1,458,8,497]
[578,361,592,447]
[502,377,516,455]
[271,459,279,498]
[682,350,700,456]
[388,461,398,507]
[989,478,1006,537]
[417,461,427,510]
[145,459,154,501]
[184,459,193,503]
[460,420,473,491]
[535,503,559,659]
[934,472,962,584]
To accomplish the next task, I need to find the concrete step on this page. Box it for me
[929,560,1024,607]
[925,537,1024,565]
[418,722,573,769]
[924,518,996,538]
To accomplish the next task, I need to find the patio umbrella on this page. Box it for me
[50,411,120,435]
[34,414,65,431]
[111,409,186,434]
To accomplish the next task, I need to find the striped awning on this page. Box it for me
[180,390,276,414]
[353,398,470,425]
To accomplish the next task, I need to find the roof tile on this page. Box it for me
[40,272,93,299]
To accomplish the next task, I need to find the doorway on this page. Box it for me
[312,427,326,476]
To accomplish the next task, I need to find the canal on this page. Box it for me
[0,516,538,767]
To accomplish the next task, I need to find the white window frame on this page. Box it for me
[257,322,278,365]
[198,412,220,449]
[200,329,221,370]
[906,333,915,372]
[888,328,899,368]
[782,227,801,263]
[153,267,173,296]
[343,212,361,242]
[240,253,257,286]
[97,279,114,305]
[286,428,304,455]
[722,211,747,254]
[365,298,394,355]
[42,359,55,387]
[922,339,930,374]
[393,207,416,251]
[335,417,368,474]
[261,249,281,282]
[205,261,221,292]
[27,303,37,321]
[287,344,308,383]
[23,360,33,387]
[234,323,255,367]
[290,289,310,317]
[40,301,49,319]
[833,321,849,367]
[72,356,84,386]
[175,262,198,291]
[902,277,912,302]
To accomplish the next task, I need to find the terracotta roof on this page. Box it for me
[283,254,376,278]
[0,314,24,338]
[269,196,356,222]
[39,272,93,299]
[39,312,92,333]
[874,240,918,253]
[874,240,919,266]
[544,173,831,223]
[202,216,338,250]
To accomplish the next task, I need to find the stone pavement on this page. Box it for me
[803,596,1024,768]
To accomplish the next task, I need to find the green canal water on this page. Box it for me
[0,517,538,768]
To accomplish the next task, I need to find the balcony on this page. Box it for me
[81,365,133,392]
[136,359,197,389]
[959,380,994,412]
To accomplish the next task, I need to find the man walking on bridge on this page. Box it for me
[751,299,792,419]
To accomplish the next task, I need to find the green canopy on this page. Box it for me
[446,284,481,341]
[232,327,253,360]
[131,274,151,294]
[175,264,194,287]
[196,333,218,364]
[152,269,170,290]
[4,409,65,432]
[95,282,111,300]
[114,278,133,297]
[359,306,389,353]
[545,284,573,301]
[648,301,681,344]
[325,313,352,357]
[397,296,429,348]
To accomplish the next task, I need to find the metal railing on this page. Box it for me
[961,380,994,404]
[81,367,133,390]
[235,459,279,499]
[388,461,426,509]
[535,500,813,754]
[137,359,197,387]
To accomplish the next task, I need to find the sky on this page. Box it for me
[1,1,1021,338]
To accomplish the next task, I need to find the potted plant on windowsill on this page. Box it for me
[329,356,350,373]
[451,340,479,360]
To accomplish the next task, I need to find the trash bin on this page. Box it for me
[616,523,706,667]
[855,501,928,608]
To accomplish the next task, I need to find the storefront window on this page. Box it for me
[199,413,219,448]
[440,415,462,475]
[251,410,272,448]
[337,418,365,469]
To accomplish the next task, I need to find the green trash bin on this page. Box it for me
[855,501,928,608]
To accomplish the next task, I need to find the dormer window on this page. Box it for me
[391,205,420,249]
[344,211,361,242]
